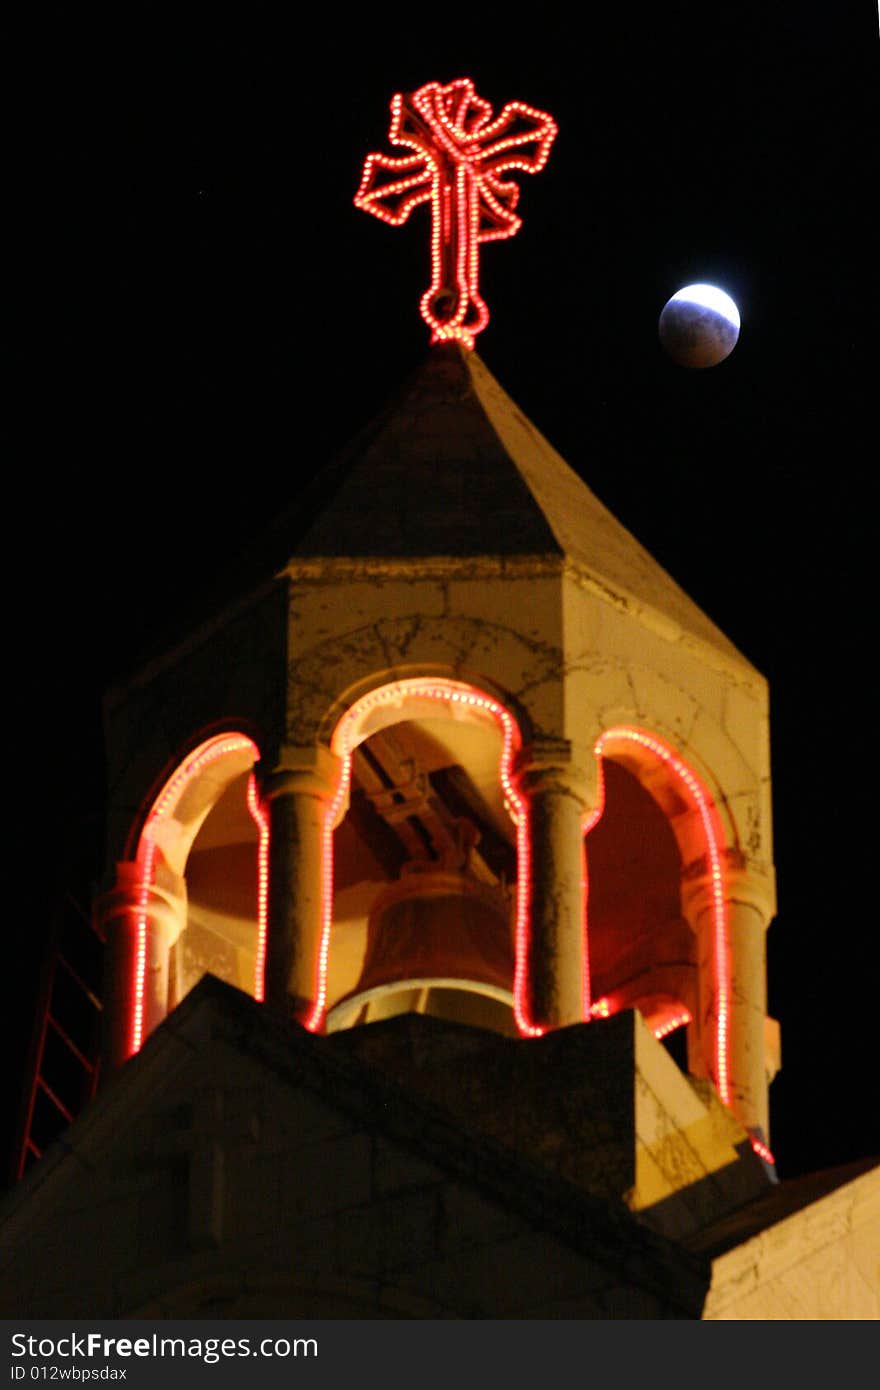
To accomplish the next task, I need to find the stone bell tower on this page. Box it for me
[8,338,879,1322]
[94,340,778,1149]
[18,77,877,1325]
[88,71,779,1145]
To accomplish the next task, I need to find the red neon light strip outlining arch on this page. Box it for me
[247,772,270,1003]
[132,733,268,1056]
[589,727,731,1106]
[310,678,543,1036]
[653,1008,693,1041]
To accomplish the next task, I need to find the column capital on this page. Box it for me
[512,738,597,809]
[725,863,776,922]
[681,858,776,928]
[96,860,187,946]
[257,743,342,804]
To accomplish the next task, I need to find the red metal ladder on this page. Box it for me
[15,878,103,1181]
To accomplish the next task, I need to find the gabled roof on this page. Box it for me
[0,978,708,1318]
[289,344,751,667]
[684,1154,880,1259]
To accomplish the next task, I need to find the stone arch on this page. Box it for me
[102,730,268,1064]
[594,725,733,883]
[128,730,262,871]
[587,725,733,1103]
[571,658,757,859]
[285,614,561,748]
[306,675,535,1037]
[318,662,535,751]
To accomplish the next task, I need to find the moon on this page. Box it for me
[658,283,741,368]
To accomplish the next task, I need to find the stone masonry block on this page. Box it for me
[282,1130,374,1223]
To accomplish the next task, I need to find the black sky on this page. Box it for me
[9,5,878,1183]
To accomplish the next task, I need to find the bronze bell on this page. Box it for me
[349,866,514,1002]
[329,811,515,1030]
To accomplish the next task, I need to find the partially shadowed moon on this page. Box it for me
[659,284,741,368]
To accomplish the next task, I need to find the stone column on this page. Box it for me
[515,744,597,1030]
[257,744,344,1022]
[683,867,775,1139]
[97,859,187,1077]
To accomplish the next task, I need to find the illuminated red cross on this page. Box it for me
[355,78,557,349]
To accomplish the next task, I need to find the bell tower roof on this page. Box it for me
[289,343,752,671]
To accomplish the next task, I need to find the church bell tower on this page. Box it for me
[22,76,875,1327]
[90,74,780,1160]
[93,334,779,1154]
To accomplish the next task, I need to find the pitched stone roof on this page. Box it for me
[0,978,708,1318]
[683,1154,880,1259]
[288,344,751,667]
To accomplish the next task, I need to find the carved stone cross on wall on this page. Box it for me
[141,1089,261,1253]
[355,78,557,348]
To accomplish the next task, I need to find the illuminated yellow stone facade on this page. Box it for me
[2,346,876,1319]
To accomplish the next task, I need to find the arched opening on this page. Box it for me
[585,757,696,1040]
[320,680,526,1037]
[587,727,731,1102]
[130,733,267,1053]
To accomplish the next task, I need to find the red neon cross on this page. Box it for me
[355,78,557,348]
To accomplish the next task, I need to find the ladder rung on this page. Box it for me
[64,891,94,927]
[26,1138,43,1159]
[56,954,103,1011]
[36,1076,75,1123]
[46,1014,96,1072]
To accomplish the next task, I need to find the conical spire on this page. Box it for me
[289,344,751,669]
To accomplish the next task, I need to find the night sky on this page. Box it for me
[9,6,877,1185]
